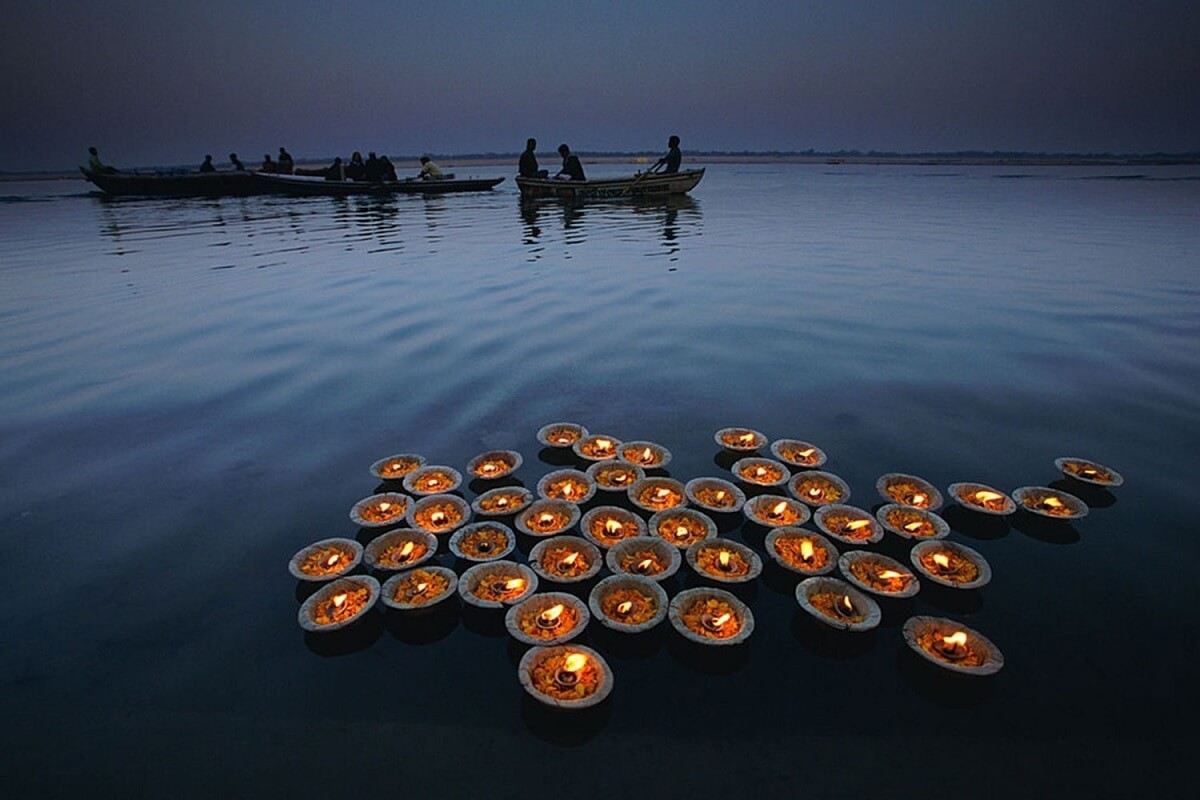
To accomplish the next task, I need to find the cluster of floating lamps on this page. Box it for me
[289,421,1122,706]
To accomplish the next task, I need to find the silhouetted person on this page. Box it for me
[364,151,386,182]
[199,154,216,173]
[325,157,346,181]
[346,151,366,181]
[519,138,547,178]
[418,156,443,180]
[555,144,585,181]
[87,147,117,174]
[655,135,682,173]
[229,152,245,171]
[380,156,397,182]
[261,154,276,173]
[278,147,294,174]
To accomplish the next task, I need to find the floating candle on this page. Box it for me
[938,630,968,659]
[538,604,565,629]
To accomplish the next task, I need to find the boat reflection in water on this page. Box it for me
[518,194,701,262]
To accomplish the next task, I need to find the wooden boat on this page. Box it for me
[80,168,259,197]
[515,168,704,200]
[251,172,505,195]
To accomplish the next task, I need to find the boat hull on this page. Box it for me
[250,173,505,195]
[81,168,259,197]
[515,168,704,200]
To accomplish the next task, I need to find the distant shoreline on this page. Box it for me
[6,151,1198,182]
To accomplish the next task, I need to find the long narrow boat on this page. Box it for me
[251,172,505,195]
[515,168,704,200]
[80,168,259,197]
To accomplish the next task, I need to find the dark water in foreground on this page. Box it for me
[2,164,1199,796]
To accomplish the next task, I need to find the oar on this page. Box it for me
[621,160,661,196]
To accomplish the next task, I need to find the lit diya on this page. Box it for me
[1012,486,1088,520]
[875,473,943,511]
[518,644,613,710]
[471,486,534,518]
[838,551,921,598]
[668,587,754,645]
[289,537,364,582]
[902,616,1004,675]
[379,566,457,612]
[406,494,471,535]
[466,449,523,481]
[648,508,717,549]
[586,460,645,492]
[743,494,811,527]
[730,457,790,488]
[686,538,763,584]
[874,504,950,541]
[506,592,590,645]
[349,492,411,528]
[536,421,589,449]
[588,575,669,633]
[363,529,438,572]
[537,469,597,505]
[514,499,580,537]
[770,438,828,469]
[763,527,839,576]
[947,482,1016,515]
[714,427,766,453]
[629,477,688,513]
[814,504,884,545]
[369,452,426,481]
[529,535,602,583]
[458,561,538,609]
[580,506,647,549]
[616,440,672,469]
[573,434,622,462]
[605,536,683,582]
[795,577,881,632]
[910,540,992,590]
[402,465,464,497]
[787,471,851,507]
[1054,456,1124,487]
[684,477,746,513]
[448,522,516,562]
[298,575,380,633]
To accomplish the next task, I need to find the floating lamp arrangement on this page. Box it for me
[289,537,364,582]
[529,535,602,583]
[648,508,717,549]
[617,440,672,469]
[910,540,992,590]
[363,529,438,572]
[875,504,950,540]
[1054,456,1123,487]
[369,453,426,481]
[787,471,851,507]
[536,422,589,449]
[537,469,597,504]
[730,457,790,488]
[795,577,881,632]
[518,644,613,709]
[402,465,464,497]
[580,506,647,549]
[350,492,411,528]
[715,427,766,452]
[459,561,538,609]
[448,522,516,562]
[1012,486,1089,519]
[839,551,921,598]
[586,460,645,492]
[684,477,746,513]
[629,477,688,513]
[514,499,580,537]
[506,592,590,645]
[948,482,1016,515]
[605,536,683,582]
[669,588,754,645]
[743,494,810,527]
[687,538,763,583]
[406,494,471,535]
[814,504,884,545]
[902,616,1004,675]
[471,486,534,518]
[589,575,669,633]
[876,473,943,510]
[573,434,622,462]
[770,438,828,469]
[298,576,380,632]
[764,527,839,576]
[380,566,457,611]
[466,450,523,481]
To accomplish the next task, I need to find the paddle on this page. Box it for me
[621,160,662,196]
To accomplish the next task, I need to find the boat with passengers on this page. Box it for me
[515,168,704,200]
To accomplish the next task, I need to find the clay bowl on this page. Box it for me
[298,576,380,633]
[796,576,881,632]
[289,537,363,582]
[362,529,438,572]
[528,535,603,584]
[605,536,683,582]
[379,566,458,612]
[588,575,669,633]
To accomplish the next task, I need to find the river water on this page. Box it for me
[2,163,1198,795]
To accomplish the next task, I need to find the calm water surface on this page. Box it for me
[2,164,1198,796]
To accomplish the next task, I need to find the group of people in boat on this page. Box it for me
[519,135,682,181]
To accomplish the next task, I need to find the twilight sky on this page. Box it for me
[2,0,1196,171]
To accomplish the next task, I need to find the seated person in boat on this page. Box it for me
[555,144,585,181]
[277,147,294,174]
[418,156,444,180]
[229,153,245,171]
[519,138,548,178]
[324,156,347,181]
[380,156,397,182]
[87,147,118,174]
[654,135,682,174]
[363,152,386,182]
[199,155,216,173]
[261,154,276,173]
[346,151,366,181]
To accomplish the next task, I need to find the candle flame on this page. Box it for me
[877,569,905,580]
[504,578,525,591]
[378,502,392,512]
[903,521,923,532]
[674,525,690,539]
[754,466,767,478]
[715,490,726,501]
[943,631,968,648]
[541,603,565,622]
[654,487,671,500]
[845,519,871,532]
[563,653,587,673]
[426,477,439,489]
[595,438,612,451]
[807,486,822,498]
[616,600,633,615]
[415,581,429,593]
[718,550,731,568]
[640,447,653,462]
[556,435,571,444]
[910,492,928,506]
[562,483,574,498]
[389,462,402,472]
[604,519,623,534]
[494,496,509,508]
[430,510,447,525]
[636,558,654,572]
[737,433,755,445]
[840,594,854,613]
[538,512,555,526]
[1042,496,1064,509]
[974,490,1003,503]
[612,472,629,484]
[481,462,498,474]
[799,539,815,561]
[712,612,731,628]
[796,447,815,458]
[398,541,414,559]
[332,593,347,608]
[769,501,788,517]
[325,552,340,567]
[559,551,580,569]
[933,553,951,569]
